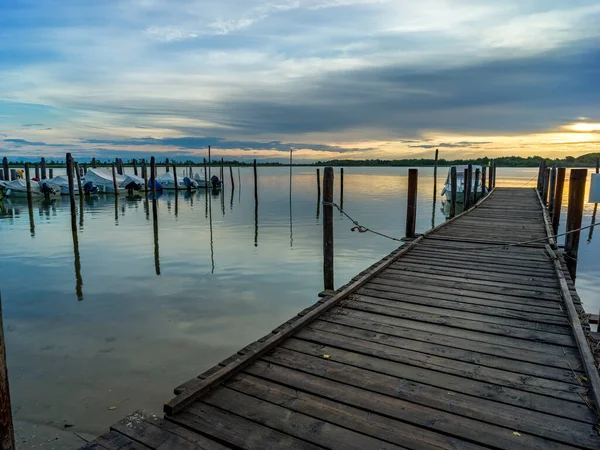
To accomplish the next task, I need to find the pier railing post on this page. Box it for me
[473,168,481,202]
[0,294,16,450]
[406,168,418,238]
[565,169,588,281]
[481,167,487,197]
[323,167,334,292]
[542,168,550,204]
[450,167,457,218]
[548,166,557,218]
[552,167,566,235]
[537,159,544,191]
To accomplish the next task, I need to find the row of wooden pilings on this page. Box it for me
[319,162,497,293]
[537,159,599,281]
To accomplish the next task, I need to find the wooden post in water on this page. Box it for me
[450,167,457,218]
[132,159,138,176]
[564,169,588,281]
[115,158,121,175]
[340,168,344,207]
[34,163,40,179]
[24,163,32,202]
[406,169,418,238]
[552,167,566,235]
[548,166,557,217]
[165,158,170,172]
[83,163,87,175]
[150,157,157,198]
[48,168,53,179]
[40,157,47,179]
[253,159,258,247]
[2,157,9,181]
[316,168,321,198]
[473,168,480,202]
[111,163,119,196]
[172,163,178,192]
[253,159,258,206]
[487,162,493,191]
[220,158,224,183]
[322,167,334,292]
[203,158,208,188]
[9,169,16,181]
[433,149,439,182]
[74,162,83,196]
[208,146,212,181]
[141,159,148,192]
[229,166,235,190]
[91,157,97,168]
[0,293,16,450]
[66,153,77,208]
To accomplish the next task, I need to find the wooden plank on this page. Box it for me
[203,387,407,450]
[244,361,582,450]
[292,329,584,399]
[164,186,499,414]
[170,403,321,450]
[307,319,582,382]
[110,412,230,450]
[355,294,571,333]
[262,349,598,439]
[342,301,576,346]
[359,284,567,320]
[226,373,482,450]
[323,308,581,358]
[83,430,152,449]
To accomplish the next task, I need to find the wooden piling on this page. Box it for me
[433,149,439,184]
[24,163,32,202]
[48,168,53,179]
[564,169,588,281]
[66,153,77,209]
[208,146,212,181]
[537,159,544,191]
[74,162,83,196]
[116,158,122,175]
[542,168,550,204]
[474,168,481,201]
[172,163,178,192]
[111,163,119,196]
[142,159,148,192]
[548,166,557,217]
[450,166,457,218]
[9,170,16,181]
[406,168,418,238]
[165,158,170,172]
[203,158,208,188]
[83,163,88,175]
[552,167,567,235]
[34,163,40,179]
[316,168,321,199]
[40,157,47,179]
[488,161,493,191]
[221,158,224,183]
[2,157,9,181]
[323,167,334,291]
[91,157,97,168]
[253,159,258,205]
[0,294,16,450]
[229,166,235,190]
[481,167,487,197]
[132,159,138,176]
[340,168,344,206]
[150,157,156,198]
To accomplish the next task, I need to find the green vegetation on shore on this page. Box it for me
[5,152,599,167]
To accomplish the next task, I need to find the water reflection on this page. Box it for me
[70,199,83,300]
[152,198,160,276]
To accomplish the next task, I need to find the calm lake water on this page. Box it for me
[1,166,598,448]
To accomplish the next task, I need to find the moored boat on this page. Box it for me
[440,165,487,203]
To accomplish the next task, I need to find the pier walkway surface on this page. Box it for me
[82,188,600,450]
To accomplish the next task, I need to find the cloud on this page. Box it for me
[409,141,492,149]
[22,124,44,127]
[3,139,72,147]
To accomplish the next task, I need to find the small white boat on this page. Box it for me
[83,168,144,194]
[1,178,61,197]
[192,173,211,188]
[440,165,486,203]
[156,172,198,190]
[43,175,78,195]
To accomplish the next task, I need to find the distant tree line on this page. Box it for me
[4,152,600,167]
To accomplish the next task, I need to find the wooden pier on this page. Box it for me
[83,187,599,449]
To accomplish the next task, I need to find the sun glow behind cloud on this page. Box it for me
[0,0,599,161]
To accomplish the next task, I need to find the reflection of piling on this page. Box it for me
[41,157,47,179]
[552,168,566,234]
[322,167,334,291]
[450,167,457,218]
[150,157,157,198]
[565,169,588,282]
[152,197,160,276]
[71,207,83,301]
[0,293,16,450]
[111,163,119,196]
[254,159,258,247]
[406,169,418,238]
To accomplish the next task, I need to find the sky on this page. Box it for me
[1,0,599,162]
